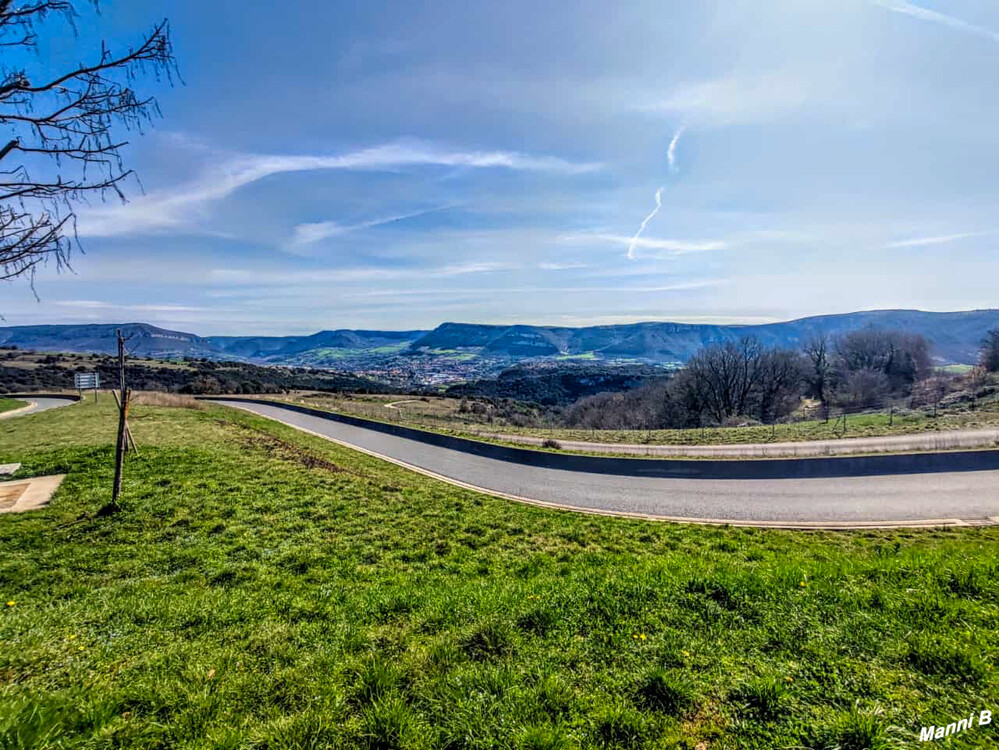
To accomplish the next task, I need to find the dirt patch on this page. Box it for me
[134,392,205,409]
[218,418,361,477]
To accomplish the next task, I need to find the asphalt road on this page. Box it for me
[1,396,77,418]
[217,400,999,528]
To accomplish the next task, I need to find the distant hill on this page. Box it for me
[2,309,997,368]
[0,323,426,363]
[409,310,999,365]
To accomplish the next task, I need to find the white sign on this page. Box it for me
[74,372,100,390]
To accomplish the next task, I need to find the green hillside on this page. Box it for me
[1,398,996,748]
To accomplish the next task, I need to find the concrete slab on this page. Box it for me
[0,475,65,514]
[0,463,20,476]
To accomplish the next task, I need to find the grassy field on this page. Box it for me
[288,392,999,449]
[0,350,194,371]
[1,396,997,748]
[0,397,28,414]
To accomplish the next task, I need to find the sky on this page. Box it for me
[5,0,999,335]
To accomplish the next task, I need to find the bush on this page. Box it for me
[982,328,999,372]
[835,368,890,410]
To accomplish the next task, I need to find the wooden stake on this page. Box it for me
[111,330,128,508]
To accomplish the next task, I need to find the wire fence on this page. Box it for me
[291,387,999,448]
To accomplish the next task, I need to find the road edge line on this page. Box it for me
[218,402,996,532]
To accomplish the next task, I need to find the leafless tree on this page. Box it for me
[0,1,176,288]
[803,334,831,406]
[833,328,931,394]
[674,337,759,424]
[835,368,890,411]
[911,374,953,418]
[755,348,808,425]
[981,328,999,373]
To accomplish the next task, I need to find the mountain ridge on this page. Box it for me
[1,309,997,366]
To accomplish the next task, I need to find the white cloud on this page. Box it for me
[438,261,518,276]
[286,205,455,251]
[538,262,587,270]
[872,1,999,44]
[289,221,350,246]
[667,126,685,172]
[207,259,516,287]
[885,231,990,248]
[562,232,728,256]
[53,300,211,313]
[76,141,600,238]
[640,72,813,126]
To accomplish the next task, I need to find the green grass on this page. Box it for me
[0,397,28,414]
[286,393,999,457]
[1,396,997,748]
[938,364,975,375]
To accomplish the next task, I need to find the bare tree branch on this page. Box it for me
[0,1,177,290]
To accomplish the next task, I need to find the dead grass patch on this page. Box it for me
[134,392,205,410]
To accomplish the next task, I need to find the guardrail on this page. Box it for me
[204,396,999,480]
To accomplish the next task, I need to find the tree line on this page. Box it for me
[0,350,398,396]
[565,327,999,431]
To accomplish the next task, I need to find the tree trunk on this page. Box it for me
[111,330,128,508]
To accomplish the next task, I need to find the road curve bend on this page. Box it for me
[212,399,999,529]
[1,395,78,419]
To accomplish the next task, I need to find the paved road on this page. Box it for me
[216,399,999,528]
[0,396,77,419]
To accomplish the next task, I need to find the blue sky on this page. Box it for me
[6,0,999,334]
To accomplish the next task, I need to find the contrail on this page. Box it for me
[627,127,683,260]
[871,0,999,44]
[627,187,663,260]
[667,126,685,172]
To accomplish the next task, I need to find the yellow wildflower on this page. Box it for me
[5,601,14,607]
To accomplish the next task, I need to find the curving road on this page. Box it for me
[465,426,999,458]
[0,396,77,419]
[215,399,999,528]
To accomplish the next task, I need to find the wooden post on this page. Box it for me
[111,330,129,508]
